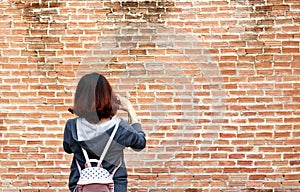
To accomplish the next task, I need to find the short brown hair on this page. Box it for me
[73,73,118,124]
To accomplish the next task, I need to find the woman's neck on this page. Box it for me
[98,117,111,124]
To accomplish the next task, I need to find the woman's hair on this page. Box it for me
[72,73,119,124]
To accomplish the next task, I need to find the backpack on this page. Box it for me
[75,119,121,192]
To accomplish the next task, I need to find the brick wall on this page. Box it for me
[0,0,300,191]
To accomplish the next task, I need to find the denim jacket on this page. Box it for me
[63,117,146,191]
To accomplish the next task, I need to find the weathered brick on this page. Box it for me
[0,0,300,191]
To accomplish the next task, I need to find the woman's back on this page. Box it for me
[63,117,146,191]
[63,73,146,192]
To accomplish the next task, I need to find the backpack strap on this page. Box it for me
[97,118,120,167]
[81,147,92,168]
[111,157,122,176]
[76,159,82,172]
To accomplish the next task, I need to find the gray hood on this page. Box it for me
[75,116,122,159]
[76,116,118,142]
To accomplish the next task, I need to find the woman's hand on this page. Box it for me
[116,94,132,112]
[116,94,140,124]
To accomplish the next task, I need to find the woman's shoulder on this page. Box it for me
[64,118,80,141]
[64,118,78,132]
[118,118,128,126]
[118,118,142,133]
[66,118,77,125]
[118,118,133,129]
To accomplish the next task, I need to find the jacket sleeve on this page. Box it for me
[63,120,73,154]
[124,123,146,151]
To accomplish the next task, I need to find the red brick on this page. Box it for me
[1,0,300,191]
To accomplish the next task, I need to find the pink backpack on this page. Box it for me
[75,119,121,192]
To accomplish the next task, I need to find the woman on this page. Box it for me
[63,73,146,192]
